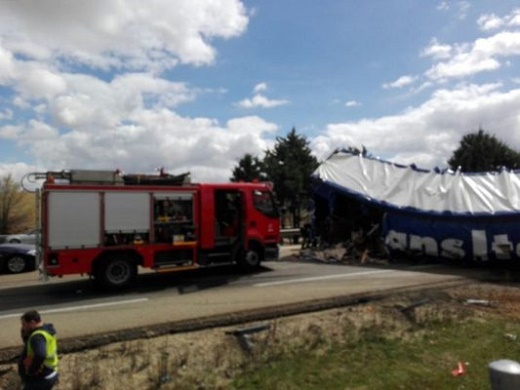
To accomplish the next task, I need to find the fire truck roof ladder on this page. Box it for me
[36,169,191,186]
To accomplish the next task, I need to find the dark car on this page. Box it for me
[0,244,37,274]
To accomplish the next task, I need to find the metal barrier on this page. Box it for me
[280,228,300,244]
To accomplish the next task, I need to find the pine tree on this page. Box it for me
[263,128,319,227]
[230,154,266,182]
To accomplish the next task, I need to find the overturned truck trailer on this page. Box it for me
[312,150,520,262]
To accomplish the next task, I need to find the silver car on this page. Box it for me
[0,229,38,244]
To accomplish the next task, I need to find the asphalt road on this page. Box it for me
[0,245,495,353]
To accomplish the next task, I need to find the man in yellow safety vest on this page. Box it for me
[18,310,58,390]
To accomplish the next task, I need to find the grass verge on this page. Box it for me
[232,315,520,389]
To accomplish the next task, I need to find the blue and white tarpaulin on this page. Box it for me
[313,151,520,261]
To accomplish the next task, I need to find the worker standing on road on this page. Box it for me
[18,310,58,390]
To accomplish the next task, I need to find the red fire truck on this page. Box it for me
[35,169,280,289]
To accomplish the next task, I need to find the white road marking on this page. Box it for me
[0,297,149,320]
[255,269,394,287]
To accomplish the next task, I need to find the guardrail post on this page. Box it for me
[489,359,520,389]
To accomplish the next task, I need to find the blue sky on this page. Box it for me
[1,1,520,183]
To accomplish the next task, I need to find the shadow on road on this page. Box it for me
[0,265,274,313]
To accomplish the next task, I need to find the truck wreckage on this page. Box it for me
[310,150,520,264]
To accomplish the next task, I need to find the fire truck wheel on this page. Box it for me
[237,247,261,272]
[96,255,137,289]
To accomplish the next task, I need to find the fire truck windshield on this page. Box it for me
[253,190,279,218]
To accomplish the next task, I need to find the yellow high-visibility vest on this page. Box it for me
[25,329,58,372]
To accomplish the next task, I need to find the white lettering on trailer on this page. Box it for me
[440,238,465,259]
[386,229,518,261]
[472,230,488,261]
[409,235,438,257]
[492,234,514,259]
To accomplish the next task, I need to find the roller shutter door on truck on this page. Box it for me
[47,190,151,249]
[47,191,100,249]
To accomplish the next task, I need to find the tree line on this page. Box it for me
[1,128,519,234]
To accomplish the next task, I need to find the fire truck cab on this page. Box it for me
[38,169,280,289]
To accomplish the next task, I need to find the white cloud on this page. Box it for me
[236,95,289,109]
[312,83,520,168]
[345,100,361,107]
[20,110,278,182]
[16,65,68,101]
[436,1,470,20]
[0,125,20,140]
[0,42,17,84]
[0,162,42,184]
[2,1,520,186]
[457,1,471,20]
[382,75,417,89]
[0,0,249,72]
[0,0,273,183]
[477,14,505,31]
[436,2,449,12]
[422,10,520,83]
[421,39,452,60]
[253,82,267,93]
[478,8,520,31]
[425,32,520,81]
[236,83,289,109]
[511,9,520,27]
[48,75,168,128]
[2,58,198,131]
[0,108,12,121]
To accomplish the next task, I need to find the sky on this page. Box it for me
[1,1,520,185]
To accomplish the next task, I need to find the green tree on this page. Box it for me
[230,153,266,182]
[0,174,35,234]
[263,128,319,227]
[448,129,520,172]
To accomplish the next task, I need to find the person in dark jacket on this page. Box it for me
[18,310,58,390]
